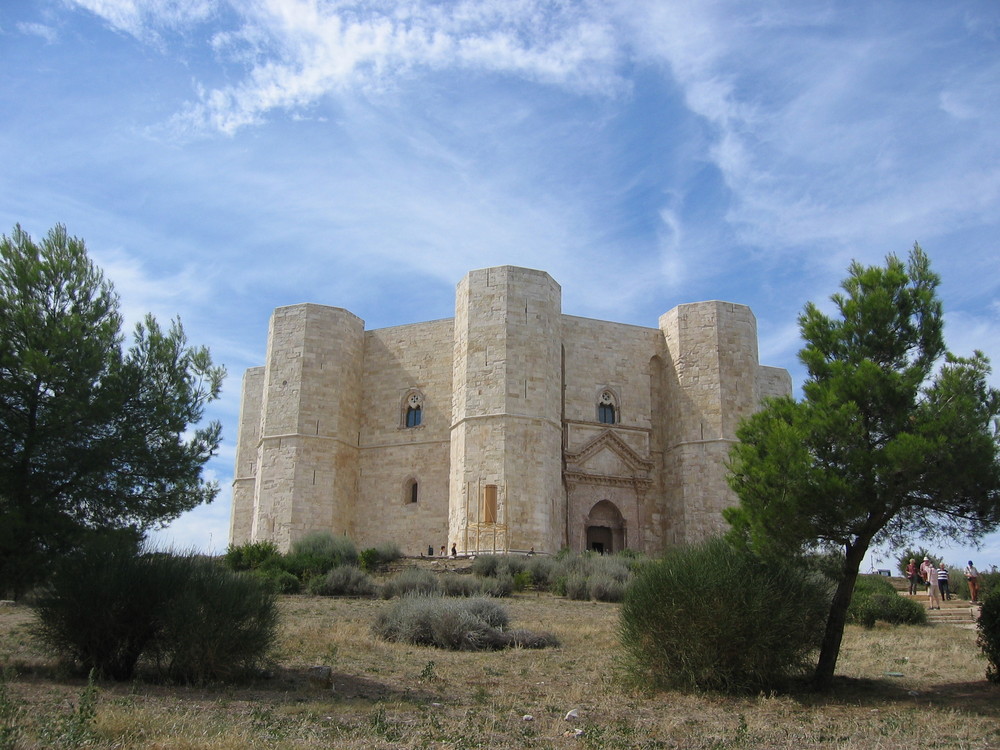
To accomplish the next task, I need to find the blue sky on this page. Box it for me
[2,0,999,570]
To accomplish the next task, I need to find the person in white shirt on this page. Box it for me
[965,561,980,603]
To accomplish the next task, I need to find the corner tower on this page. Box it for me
[449,267,564,553]
[250,304,364,551]
[658,301,761,544]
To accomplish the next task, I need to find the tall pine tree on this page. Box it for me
[726,245,1000,689]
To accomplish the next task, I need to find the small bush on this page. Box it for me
[588,573,626,603]
[34,535,176,680]
[283,533,357,580]
[525,556,557,590]
[373,597,556,650]
[848,575,926,627]
[439,574,486,597]
[480,572,513,598]
[357,542,403,572]
[619,537,831,694]
[512,570,533,592]
[252,568,302,594]
[978,571,1000,601]
[564,574,589,601]
[308,565,377,597]
[382,568,439,599]
[470,555,503,578]
[35,539,278,683]
[151,560,279,683]
[224,541,281,572]
[978,590,1000,683]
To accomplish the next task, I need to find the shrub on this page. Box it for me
[525,556,557,590]
[34,535,177,680]
[619,537,831,694]
[308,565,377,597]
[470,555,503,578]
[224,540,281,572]
[283,533,357,580]
[512,570,533,592]
[372,597,557,650]
[563,574,589,601]
[151,560,279,683]
[978,571,1000,601]
[588,573,626,603]
[480,572,513,598]
[439,574,486,597]
[382,568,440,599]
[35,539,278,683]
[253,568,302,594]
[847,575,926,627]
[358,542,402,572]
[978,590,1000,684]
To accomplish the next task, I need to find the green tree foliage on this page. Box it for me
[725,245,1000,689]
[978,590,1000,683]
[0,224,224,596]
[895,547,940,576]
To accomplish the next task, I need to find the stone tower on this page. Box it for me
[234,304,364,550]
[658,301,766,545]
[448,267,565,553]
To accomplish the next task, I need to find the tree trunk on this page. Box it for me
[813,542,869,690]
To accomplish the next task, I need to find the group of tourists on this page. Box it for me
[904,556,981,607]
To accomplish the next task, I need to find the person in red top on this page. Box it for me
[905,558,920,595]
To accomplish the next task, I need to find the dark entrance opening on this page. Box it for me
[586,525,614,554]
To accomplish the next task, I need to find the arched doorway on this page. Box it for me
[585,500,626,554]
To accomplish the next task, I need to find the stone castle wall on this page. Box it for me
[230,266,790,555]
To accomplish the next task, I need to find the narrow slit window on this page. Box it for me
[410,481,419,504]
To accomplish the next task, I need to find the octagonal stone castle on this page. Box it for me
[229,265,790,555]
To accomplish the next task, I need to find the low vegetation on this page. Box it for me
[979,590,1000,683]
[34,536,277,683]
[847,575,927,627]
[372,596,558,651]
[619,538,831,693]
[225,535,403,594]
[1,585,997,749]
[472,549,636,601]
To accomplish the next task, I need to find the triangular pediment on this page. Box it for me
[564,430,652,480]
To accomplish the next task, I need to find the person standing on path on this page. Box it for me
[926,563,942,609]
[920,556,932,588]
[965,561,980,603]
[937,566,950,601]
[905,558,920,595]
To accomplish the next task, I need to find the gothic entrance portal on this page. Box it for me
[585,500,625,554]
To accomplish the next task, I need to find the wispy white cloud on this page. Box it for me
[16,21,59,43]
[92,0,627,135]
[71,0,216,40]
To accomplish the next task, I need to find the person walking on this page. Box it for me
[937,566,950,601]
[905,558,920,595]
[965,561,980,603]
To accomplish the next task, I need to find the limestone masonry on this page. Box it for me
[230,265,791,555]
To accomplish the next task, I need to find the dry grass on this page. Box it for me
[1,592,999,749]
